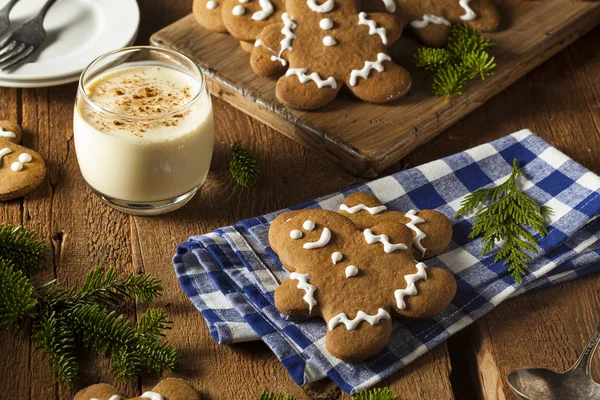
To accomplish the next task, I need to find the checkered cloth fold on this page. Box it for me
[173,130,600,394]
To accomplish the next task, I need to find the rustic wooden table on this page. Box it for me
[1,1,599,399]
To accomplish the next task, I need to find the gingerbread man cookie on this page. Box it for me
[365,0,499,47]
[0,122,46,201]
[338,192,453,259]
[269,206,456,361]
[255,0,411,110]
[193,0,228,33]
[74,378,200,400]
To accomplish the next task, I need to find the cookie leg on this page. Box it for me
[326,317,392,361]
[276,74,341,110]
[392,266,456,319]
[251,45,287,77]
[411,24,452,47]
[466,0,500,32]
[274,278,319,317]
[345,61,411,104]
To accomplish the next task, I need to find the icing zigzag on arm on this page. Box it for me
[394,263,428,310]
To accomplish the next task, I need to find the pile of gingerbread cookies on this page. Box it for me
[193,0,499,109]
[269,192,457,361]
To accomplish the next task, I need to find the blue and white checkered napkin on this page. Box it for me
[173,129,600,394]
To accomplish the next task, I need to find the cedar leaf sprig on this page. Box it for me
[230,140,260,188]
[415,24,496,99]
[455,159,551,283]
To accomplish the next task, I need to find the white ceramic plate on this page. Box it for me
[0,0,139,81]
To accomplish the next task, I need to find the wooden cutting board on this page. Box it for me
[151,0,600,177]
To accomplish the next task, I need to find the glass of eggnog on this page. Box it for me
[74,46,214,215]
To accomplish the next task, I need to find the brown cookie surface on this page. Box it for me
[269,205,456,362]
[365,0,499,47]
[193,0,228,33]
[0,139,46,201]
[338,192,453,259]
[0,120,22,144]
[74,378,201,400]
[258,0,411,110]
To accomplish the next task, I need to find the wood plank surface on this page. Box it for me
[0,0,599,399]
[151,0,600,177]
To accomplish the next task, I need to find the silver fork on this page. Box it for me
[0,0,58,71]
[0,0,21,38]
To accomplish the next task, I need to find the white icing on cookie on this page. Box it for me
[358,12,387,45]
[394,263,428,310]
[91,396,122,400]
[0,127,15,138]
[271,12,297,66]
[303,227,331,249]
[290,272,318,314]
[141,392,164,400]
[405,209,427,257]
[381,0,396,13]
[206,0,218,10]
[290,229,303,239]
[19,153,32,163]
[252,0,274,21]
[345,265,358,278]
[307,0,334,13]
[364,229,407,253]
[11,161,22,171]
[459,0,477,21]
[331,251,343,264]
[410,14,451,29]
[319,18,333,30]
[286,68,338,89]
[322,36,337,46]
[0,147,12,166]
[255,39,262,47]
[303,220,316,231]
[339,203,387,215]
[328,308,390,331]
[349,53,391,87]
[232,5,245,15]
[10,152,32,172]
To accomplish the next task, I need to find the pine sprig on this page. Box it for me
[353,388,396,400]
[455,159,550,283]
[259,390,296,400]
[0,259,38,328]
[230,140,260,188]
[0,222,47,270]
[32,312,79,387]
[415,24,496,99]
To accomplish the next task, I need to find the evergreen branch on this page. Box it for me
[415,23,496,99]
[136,308,171,338]
[135,337,178,374]
[414,48,450,71]
[32,312,79,388]
[0,258,37,328]
[433,64,468,99]
[455,159,550,283]
[353,388,396,400]
[259,390,296,400]
[230,140,260,188]
[0,223,47,270]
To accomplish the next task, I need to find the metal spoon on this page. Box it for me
[507,319,600,400]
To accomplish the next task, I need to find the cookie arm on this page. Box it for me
[274,277,319,317]
[392,266,456,319]
[367,12,404,46]
[259,23,285,55]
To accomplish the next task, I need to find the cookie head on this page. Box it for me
[74,378,200,400]
[193,0,228,33]
[222,0,286,42]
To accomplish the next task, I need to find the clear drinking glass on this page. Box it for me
[74,46,214,215]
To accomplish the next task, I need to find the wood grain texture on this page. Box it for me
[151,0,600,177]
[1,0,600,399]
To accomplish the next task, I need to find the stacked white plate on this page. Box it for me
[0,0,140,88]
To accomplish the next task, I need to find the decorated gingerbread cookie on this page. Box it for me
[193,0,228,33]
[269,206,456,361]
[74,378,201,400]
[255,0,411,109]
[0,123,46,201]
[338,192,453,259]
[365,0,499,47]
